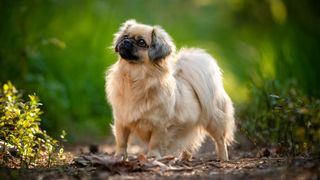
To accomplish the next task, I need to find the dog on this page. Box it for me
[105,20,235,161]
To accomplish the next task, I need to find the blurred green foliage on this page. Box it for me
[239,80,320,155]
[0,82,64,167]
[0,0,319,145]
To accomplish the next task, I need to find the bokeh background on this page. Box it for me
[1,0,319,148]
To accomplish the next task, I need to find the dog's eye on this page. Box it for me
[137,39,147,47]
[123,35,129,39]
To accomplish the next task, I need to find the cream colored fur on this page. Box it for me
[105,20,235,161]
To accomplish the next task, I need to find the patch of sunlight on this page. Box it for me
[259,42,275,79]
[268,0,287,24]
[224,70,250,104]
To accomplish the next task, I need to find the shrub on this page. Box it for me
[0,81,65,167]
[239,80,320,156]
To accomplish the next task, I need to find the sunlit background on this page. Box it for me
[1,0,319,145]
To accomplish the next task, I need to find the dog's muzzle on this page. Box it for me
[117,39,139,61]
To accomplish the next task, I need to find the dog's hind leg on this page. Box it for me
[178,127,205,161]
[214,137,228,161]
[206,120,229,161]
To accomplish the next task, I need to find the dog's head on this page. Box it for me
[113,20,176,64]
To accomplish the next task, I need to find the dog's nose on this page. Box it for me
[120,39,133,50]
[123,39,131,46]
[123,39,130,44]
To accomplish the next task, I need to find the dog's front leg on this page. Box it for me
[114,121,130,160]
[147,128,166,158]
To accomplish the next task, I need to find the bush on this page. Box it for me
[0,81,65,167]
[239,80,320,156]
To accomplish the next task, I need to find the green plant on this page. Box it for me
[239,80,320,155]
[0,81,65,167]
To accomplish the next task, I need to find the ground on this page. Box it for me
[0,138,319,180]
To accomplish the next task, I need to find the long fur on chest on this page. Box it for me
[106,60,176,126]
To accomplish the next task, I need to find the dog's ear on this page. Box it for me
[113,19,137,52]
[148,26,175,61]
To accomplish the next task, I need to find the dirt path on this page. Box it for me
[1,139,319,179]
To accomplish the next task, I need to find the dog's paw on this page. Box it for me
[114,149,127,161]
[180,151,192,161]
[114,153,127,161]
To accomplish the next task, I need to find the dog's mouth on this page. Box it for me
[119,49,139,62]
